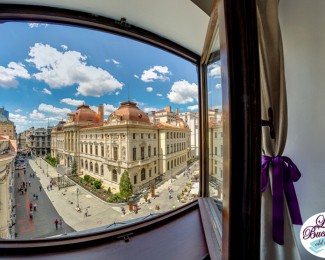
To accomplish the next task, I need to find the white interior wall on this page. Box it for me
[279,0,325,259]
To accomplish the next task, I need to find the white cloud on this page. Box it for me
[134,74,139,79]
[105,59,110,63]
[60,98,84,106]
[38,103,71,116]
[30,110,45,120]
[90,103,117,116]
[112,59,120,65]
[167,80,198,104]
[26,43,123,97]
[42,88,52,95]
[0,62,30,88]
[143,107,159,113]
[187,105,198,111]
[156,93,163,97]
[28,23,48,28]
[115,91,120,95]
[209,64,221,78]
[15,109,22,113]
[146,87,153,92]
[61,44,68,50]
[9,113,30,124]
[140,65,171,82]
[216,83,221,89]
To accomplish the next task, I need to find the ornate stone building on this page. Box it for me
[51,101,190,192]
[27,126,53,156]
[0,136,17,239]
[0,107,15,140]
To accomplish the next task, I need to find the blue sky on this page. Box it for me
[0,22,221,133]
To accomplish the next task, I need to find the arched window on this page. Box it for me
[141,168,146,181]
[85,160,88,170]
[90,161,93,172]
[167,145,169,154]
[112,169,117,182]
[95,163,98,174]
[101,165,104,175]
[90,144,93,155]
[81,159,84,168]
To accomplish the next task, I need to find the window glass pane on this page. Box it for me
[1,21,199,240]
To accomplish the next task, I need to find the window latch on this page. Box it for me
[117,232,133,243]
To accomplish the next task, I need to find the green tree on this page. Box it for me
[119,170,133,199]
[71,159,78,176]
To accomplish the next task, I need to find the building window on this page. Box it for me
[167,161,170,170]
[90,145,93,155]
[113,147,118,160]
[155,167,156,173]
[148,134,150,139]
[95,145,98,156]
[134,175,137,185]
[81,159,84,168]
[154,147,156,156]
[215,147,217,155]
[141,133,143,139]
[133,148,136,161]
[90,162,93,172]
[149,169,152,178]
[141,147,144,160]
[101,145,104,156]
[85,160,88,170]
[167,145,169,154]
[95,163,98,174]
[133,133,135,139]
[167,132,169,139]
[154,134,156,139]
[148,146,151,157]
[112,169,117,182]
[141,168,145,181]
[101,165,104,176]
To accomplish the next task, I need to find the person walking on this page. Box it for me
[39,185,42,192]
[33,202,37,211]
[29,202,33,211]
[54,219,59,230]
[28,181,31,187]
[35,193,38,200]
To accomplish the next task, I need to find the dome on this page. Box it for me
[71,104,99,123]
[109,101,150,123]
[55,121,65,131]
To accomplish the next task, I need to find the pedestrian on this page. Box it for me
[35,193,38,200]
[29,210,33,219]
[33,202,37,211]
[33,193,35,199]
[28,181,31,187]
[29,202,32,210]
[30,173,32,178]
[59,218,63,228]
[39,185,42,192]
[24,187,27,193]
[54,219,58,230]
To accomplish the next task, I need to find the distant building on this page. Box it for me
[0,135,17,239]
[0,107,15,140]
[51,101,190,192]
[27,126,53,156]
[178,111,199,158]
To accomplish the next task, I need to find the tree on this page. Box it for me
[71,159,78,176]
[119,170,133,199]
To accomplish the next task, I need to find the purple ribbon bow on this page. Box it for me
[261,155,303,245]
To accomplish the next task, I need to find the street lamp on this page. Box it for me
[76,188,79,208]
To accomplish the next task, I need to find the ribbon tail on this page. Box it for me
[284,166,303,225]
[272,157,285,245]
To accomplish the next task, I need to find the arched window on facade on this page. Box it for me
[81,159,84,168]
[141,168,146,181]
[85,160,88,170]
[90,161,93,172]
[112,169,117,182]
[95,163,98,174]
[101,165,104,176]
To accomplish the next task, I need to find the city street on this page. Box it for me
[15,157,199,238]
[14,161,75,239]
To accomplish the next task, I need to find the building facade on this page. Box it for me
[0,136,17,239]
[27,126,53,156]
[51,102,190,192]
[0,107,15,140]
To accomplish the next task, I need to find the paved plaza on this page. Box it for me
[14,157,199,238]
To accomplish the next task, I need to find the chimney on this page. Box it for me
[166,105,171,113]
[175,108,179,115]
[98,104,104,123]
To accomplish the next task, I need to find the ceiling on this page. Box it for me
[0,0,210,56]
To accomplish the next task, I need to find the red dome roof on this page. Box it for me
[110,101,150,123]
[71,104,99,123]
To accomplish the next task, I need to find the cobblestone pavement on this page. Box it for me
[14,160,75,239]
[14,157,199,238]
